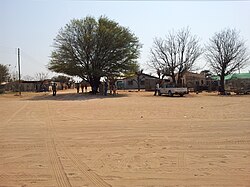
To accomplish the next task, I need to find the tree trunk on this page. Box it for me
[171,74,176,86]
[177,73,182,87]
[219,75,225,95]
[137,75,140,91]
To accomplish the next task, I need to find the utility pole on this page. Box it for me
[18,48,21,95]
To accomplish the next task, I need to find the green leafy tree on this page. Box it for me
[52,75,71,83]
[48,16,141,93]
[206,28,250,94]
[122,63,140,78]
[0,64,9,83]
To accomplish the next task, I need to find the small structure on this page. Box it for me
[4,80,51,92]
[178,71,220,92]
[225,73,250,94]
[179,71,206,91]
[116,73,158,91]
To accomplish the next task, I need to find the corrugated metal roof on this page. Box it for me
[211,73,250,81]
[230,73,250,79]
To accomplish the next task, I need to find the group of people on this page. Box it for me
[75,82,88,93]
[51,81,117,96]
[51,82,87,96]
[52,81,161,97]
[99,81,117,96]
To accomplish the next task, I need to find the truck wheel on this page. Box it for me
[179,93,184,97]
[158,92,162,96]
[168,90,173,97]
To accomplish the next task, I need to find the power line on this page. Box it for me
[21,50,47,68]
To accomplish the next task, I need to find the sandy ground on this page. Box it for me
[0,89,250,187]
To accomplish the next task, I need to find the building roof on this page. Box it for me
[230,73,250,79]
[211,73,250,81]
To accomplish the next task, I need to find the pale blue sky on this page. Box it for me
[1,0,250,78]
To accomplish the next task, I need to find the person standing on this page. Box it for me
[154,82,160,96]
[76,83,80,93]
[52,83,57,96]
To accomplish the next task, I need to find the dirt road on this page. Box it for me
[0,90,250,186]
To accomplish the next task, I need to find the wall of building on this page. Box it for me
[119,74,158,90]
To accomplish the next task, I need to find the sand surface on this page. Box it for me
[0,89,250,187]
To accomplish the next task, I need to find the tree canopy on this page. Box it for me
[148,27,202,85]
[0,64,9,83]
[205,28,249,94]
[48,16,141,93]
[52,75,71,83]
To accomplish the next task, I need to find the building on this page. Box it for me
[210,73,250,93]
[224,73,250,94]
[116,73,158,91]
[212,73,250,94]
[178,71,206,91]
[178,71,220,92]
[4,80,51,92]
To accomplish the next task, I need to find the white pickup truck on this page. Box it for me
[158,85,188,97]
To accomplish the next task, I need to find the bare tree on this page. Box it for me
[149,27,202,86]
[135,69,143,91]
[23,75,34,81]
[206,28,250,94]
[34,72,49,81]
[147,59,169,80]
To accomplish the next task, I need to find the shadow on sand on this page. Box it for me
[26,92,128,101]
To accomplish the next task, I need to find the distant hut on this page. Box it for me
[225,73,250,94]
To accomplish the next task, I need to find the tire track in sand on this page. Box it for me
[0,102,28,131]
[46,102,111,187]
[46,138,72,187]
[46,102,72,187]
[61,145,111,187]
